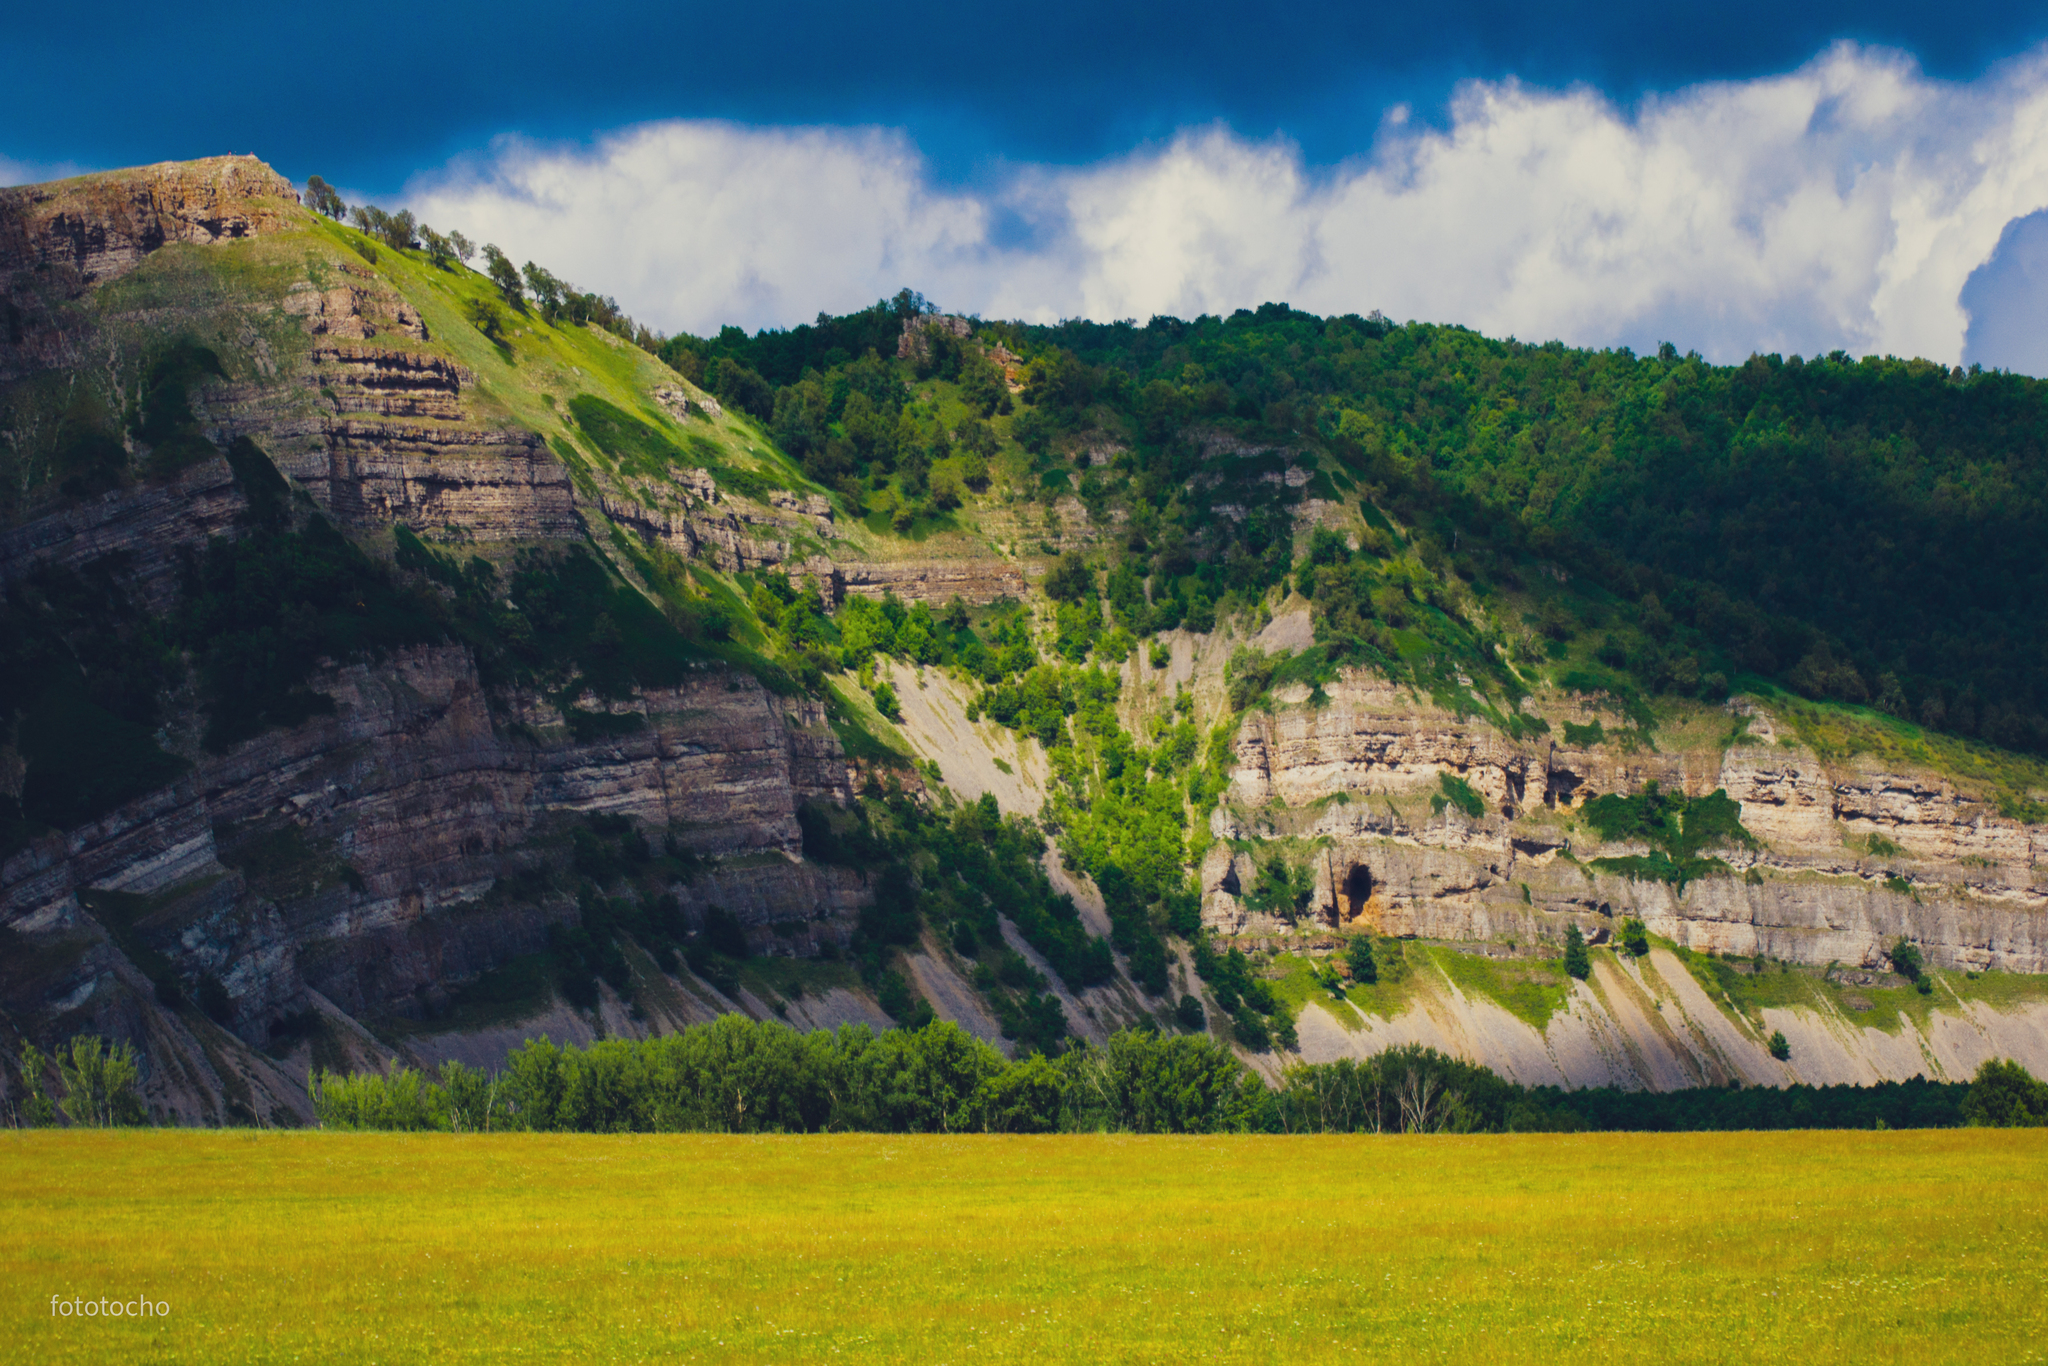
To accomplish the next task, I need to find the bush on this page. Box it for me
[1620,917,1650,957]
[14,1043,57,1126]
[1888,938,1925,981]
[54,1035,146,1127]
[1431,772,1487,819]
[1043,552,1093,604]
[1768,1030,1791,1061]
[1345,935,1378,985]
[1175,994,1206,1031]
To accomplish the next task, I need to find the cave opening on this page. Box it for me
[1342,864,1375,922]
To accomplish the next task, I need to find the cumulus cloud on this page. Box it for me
[405,44,2048,366]
[407,125,990,336]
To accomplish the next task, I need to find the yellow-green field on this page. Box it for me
[4,1131,2043,1364]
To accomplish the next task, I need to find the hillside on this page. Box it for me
[3,156,2047,1124]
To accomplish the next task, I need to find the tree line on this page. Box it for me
[288,1018,2043,1135]
[301,175,652,347]
[17,1019,2043,1131]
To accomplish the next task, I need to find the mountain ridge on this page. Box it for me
[3,156,2045,1124]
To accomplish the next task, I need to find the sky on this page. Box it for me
[9,1,2048,370]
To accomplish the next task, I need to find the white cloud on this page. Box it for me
[405,43,2048,365]
[407,124,989,336]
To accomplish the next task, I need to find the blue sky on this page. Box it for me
[10,1,2048,368]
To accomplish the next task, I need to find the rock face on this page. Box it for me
[0,155,300,286]
[8,154,2048,1122]
[0,155,894,1121]
[0,457,249,610]
[814,557,1030,605]
[291,421,581,538]
[1206,675,2048,976]
[601,479,834,573]
[895,313,973,362]
[0,644,867,1123]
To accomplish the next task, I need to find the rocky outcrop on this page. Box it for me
[602,490,806,572]
[282,276,429,344]
[0,155,300,288]
[0,456,248,610]
[1228,674,1532,813]
[1206,673,2048,976]
[0,643,867,1121]
[813,557,1030,605]
[285,420,582,538]
[304,347,470,420]
[896,313,973,362]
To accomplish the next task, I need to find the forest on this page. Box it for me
[670,295,2048,758]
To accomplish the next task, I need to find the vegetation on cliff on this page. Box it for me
[690,300,2048,764]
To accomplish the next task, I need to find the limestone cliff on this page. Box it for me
[1205,676,2048,977]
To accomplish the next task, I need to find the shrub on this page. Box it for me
[54,1035,146,1127]
[1043,552,1093,604]
[1345,935,1378,985]
[1887,938,1924,981]
[15,1043,56,1126]
[1175,994,1206,1031]
[1768,1030,1791,1061]
[1621,917,1650,957]
[1431,772,1487,819]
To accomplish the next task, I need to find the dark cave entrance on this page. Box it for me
[1342,864,1375,922]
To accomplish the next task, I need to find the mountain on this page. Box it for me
[3,156,2045,1124]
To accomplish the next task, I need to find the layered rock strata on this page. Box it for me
[0,645,867,1121]
[600,482,833,573]
[0,456,248,609]
[1207,675,2048,975]
[813,557,1030,605]
[0,155,300,287]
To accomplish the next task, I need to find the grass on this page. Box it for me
[1766,687,2048,810]
[1946,968,2048,1012]
[5,1130,2045,1364]
[1667,949,2048,1039]
[736,955,862,1004]
[1423,945,1572,1031]
[824,675,916,764]
[1266,953,1368,1030]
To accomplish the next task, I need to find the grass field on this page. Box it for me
[5,1131,2044,1364]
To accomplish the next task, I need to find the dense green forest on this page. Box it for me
[674,295,2048,758]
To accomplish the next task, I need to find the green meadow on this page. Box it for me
[5,1130,2043,1364]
